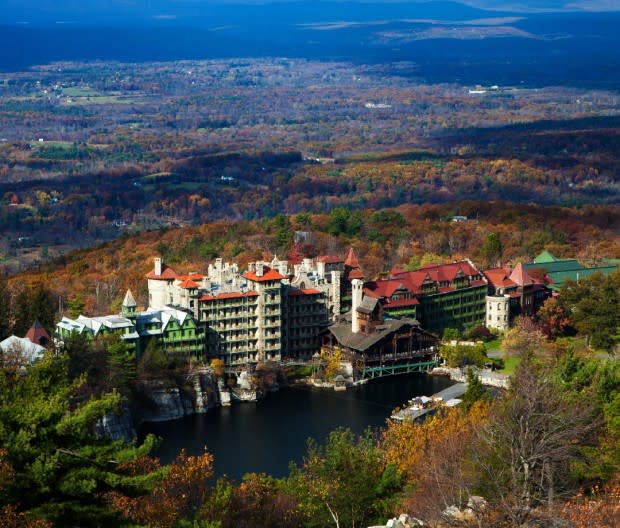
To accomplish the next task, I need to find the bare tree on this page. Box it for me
[475,359,600,527]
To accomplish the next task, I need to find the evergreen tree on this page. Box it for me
[12,288,31,337]
[29,284,56,335]
[105,336,136,396]
[286,428,402,528]
[0,353,162,526]
[0,275,10,340]
[462,367,488,411]
[66,295,85,319]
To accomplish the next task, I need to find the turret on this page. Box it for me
[121,289,137,318]
[351,278,363,334]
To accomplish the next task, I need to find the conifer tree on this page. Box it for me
[0,353,162,526]
[0,275,10,340]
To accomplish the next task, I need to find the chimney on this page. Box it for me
[154,257,162,276]
[256,262,264,277]
[351,278,363,334]
[278,260,288,276]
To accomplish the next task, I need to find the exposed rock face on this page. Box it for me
[96,403,135,442]
[370,513,426,528]
[139,368,220,422]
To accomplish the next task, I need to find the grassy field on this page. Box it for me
[62,86,101,97]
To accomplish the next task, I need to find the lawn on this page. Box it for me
[485,338,502,352]
[498,356,520,375]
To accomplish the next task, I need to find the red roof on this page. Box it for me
[383,297,420,308]
[344,247,360,268]
[199,291,258,302]
[25,320,50,345]
[243,266,286,282]
[348,268,365,280]
[176,273,204,281]
[288,288,322,296]
[317,255,343,264]
[509,263,537,287]
[367,260,485,302]
[178,279,200,289]
[145,263,178,280]
[484,268,516,288]
[391,261,481,284]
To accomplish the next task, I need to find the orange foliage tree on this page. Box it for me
[108,448,214,528]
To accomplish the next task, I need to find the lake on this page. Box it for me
[140,373,454,481]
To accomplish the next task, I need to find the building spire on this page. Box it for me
[121,289,137,317]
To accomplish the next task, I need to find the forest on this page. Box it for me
[0,59,618,271]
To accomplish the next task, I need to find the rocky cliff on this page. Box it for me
[138,367,220,423]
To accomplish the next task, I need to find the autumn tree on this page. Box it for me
[475,359,600,526]
[500,316,549,359]
[109,449,214,528]
[537,296,573,338]
[286,428,402,528]
[560,480,620,528]
[383,402,490,526]
[200,473,303,528]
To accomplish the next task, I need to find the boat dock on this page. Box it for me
[391,382,467,421]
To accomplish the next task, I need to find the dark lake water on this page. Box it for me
[140,373,454,481]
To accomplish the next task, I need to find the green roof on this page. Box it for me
[546,266,618,290]
[533,250,559,264]
[526,251,618,290]
[525,259,583,274]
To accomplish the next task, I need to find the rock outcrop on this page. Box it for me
[138,367,220,422]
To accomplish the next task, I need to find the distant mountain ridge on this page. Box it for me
[2,1,500,27]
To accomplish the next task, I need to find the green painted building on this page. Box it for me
[364,260,488,336]
[55,289,205,358]
[525,251,618,292]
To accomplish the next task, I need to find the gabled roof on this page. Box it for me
[348,268,365,280]
[357,296,379,315]
[484,268,516,289]
[0,335,46,363]
[509,263,537,287]
[391,260,482,285]
[243,266,286,283]
[136,307,192,330]
[370,260,485,301]
[327,317,430,353]
[176,273,205,281]
[145,263,178,280]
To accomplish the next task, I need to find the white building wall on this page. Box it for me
[486,294,510,331]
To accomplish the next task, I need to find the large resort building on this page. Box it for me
[56,248,603,367]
